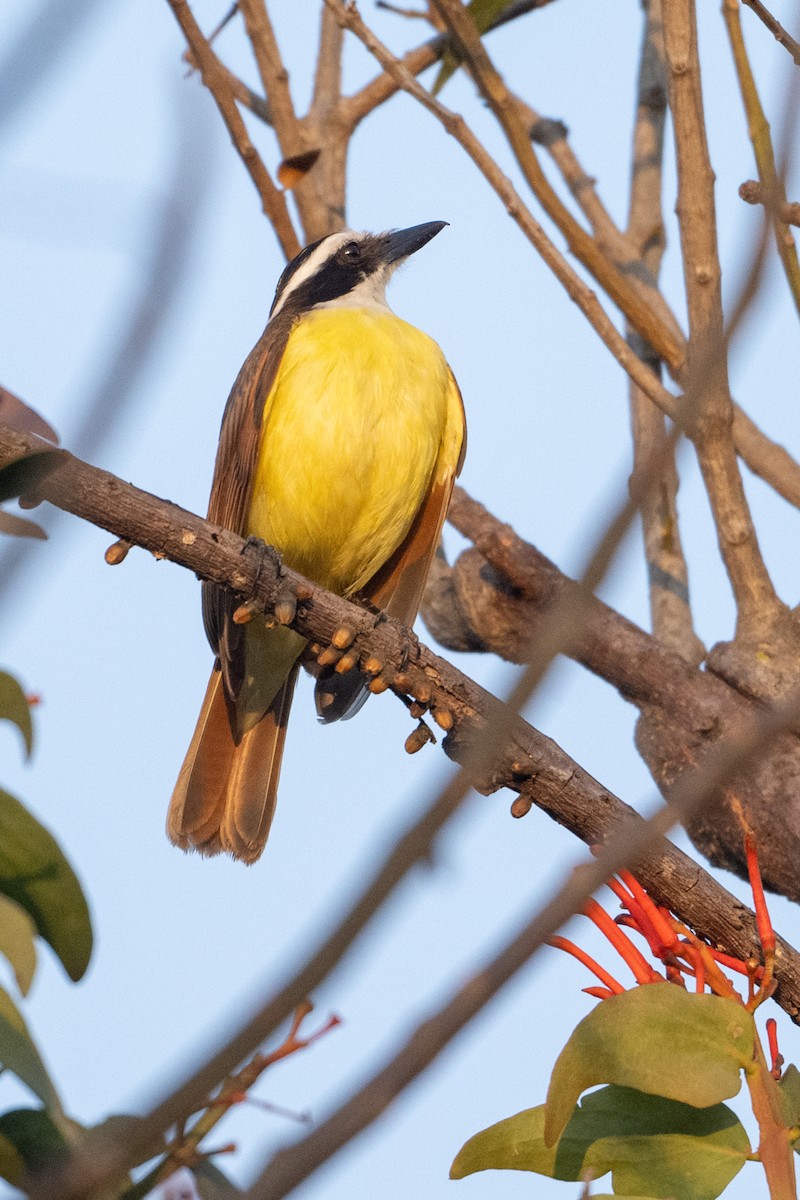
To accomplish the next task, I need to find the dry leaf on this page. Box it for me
[277,149,321,191]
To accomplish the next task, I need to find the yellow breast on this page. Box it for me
[246,307,452,596]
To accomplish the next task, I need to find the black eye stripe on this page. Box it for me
[270,233,384,317]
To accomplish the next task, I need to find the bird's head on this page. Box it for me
[269,221,447,319]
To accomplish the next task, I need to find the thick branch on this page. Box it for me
[438,488,800,896]
[3,421,800,1025]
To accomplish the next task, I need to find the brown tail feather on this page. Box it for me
[167,666,299,863]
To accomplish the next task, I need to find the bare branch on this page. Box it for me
[724,0,800,316]
[740,178,800,225]
[428,0,685,374]
[165,0,300,258]
[514,93,685,350]
[344,0,558,127]
[238,0,300,140]
[307,5,349,234]
[626,0,702,662]
[741,0,800,64]
[663,0,783,631]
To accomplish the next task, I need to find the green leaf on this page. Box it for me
[0,1108,70,1180]
[452,1087,750,1200]
[432,0,518,94]
[0,450,64,505]
[0,894,37,995]
[0,510,47,540]
[0,985,61,1111]
[545,987,754,1145]
[0,789,92,981]
[0,671,33,758]
[778,1064,800,1146]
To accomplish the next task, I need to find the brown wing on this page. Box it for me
[202,312,294,698]
[363,366,467,626]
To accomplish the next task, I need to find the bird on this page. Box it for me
[167,222,466,863]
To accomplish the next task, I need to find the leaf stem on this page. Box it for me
[745,1035,797,1198]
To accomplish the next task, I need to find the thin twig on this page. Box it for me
[165,0,300,259]
[626,0,702,662]
[741,0,800,64]
[740,179,800,226]
[724,0,800,317]
[663,0,783,632]
[514,92,685,350]
[344,0,557,126]
[428,0,684,374]
[238,0,301,145]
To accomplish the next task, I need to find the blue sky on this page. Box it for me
[2,2,800,1198]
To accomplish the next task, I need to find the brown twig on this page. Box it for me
[143,1003,337,1193]
[663,0,783,633]
[741,0,800,64]
[724,0,800,316]
[626,0,702,663]
[343,0,557,126]
[165,0,300,258]
[428,0,684,374]
[307,5,348,234]
[740,178,800,226]
[513,93,685,351]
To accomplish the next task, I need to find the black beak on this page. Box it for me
[382,221,448,265]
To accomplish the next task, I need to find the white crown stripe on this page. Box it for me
[270,231,357,319]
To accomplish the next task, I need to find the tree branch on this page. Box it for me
[3,419,800,1005]
[626,0,702,662]
[663,0,783,631]
[10,419,800,1198]
[741,0,800,65]
[724,0,800,317]
[343,0,557,127]
[436,487,800,898]
[165,0,300,259]
[429,0,685,374]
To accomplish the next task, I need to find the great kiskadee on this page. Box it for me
[167,222,466,862]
